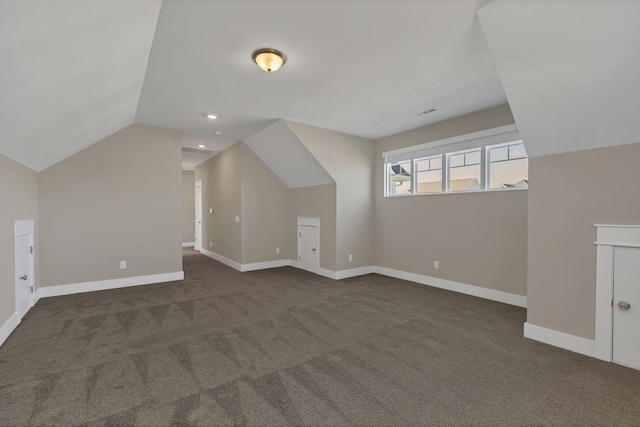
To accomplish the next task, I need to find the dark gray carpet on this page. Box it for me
[1,248,639,426]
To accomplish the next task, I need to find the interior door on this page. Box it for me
[15,233,34,318]
[299,225,318,273]
[612,246,640,370]
[195,180,202,251]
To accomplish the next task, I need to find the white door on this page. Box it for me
[15,230,35,318]
[612,247,640,370]
[299,225,318,273]
[195,180,202,251]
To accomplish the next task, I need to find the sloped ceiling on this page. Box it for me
[478,0,640,157]
[135,0,506,153]
[0,0,162,171]
[244,120,334,188]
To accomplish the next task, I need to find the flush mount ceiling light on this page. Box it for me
[252,48,286,73]
[198,144,206,148]
[206,114,217,120]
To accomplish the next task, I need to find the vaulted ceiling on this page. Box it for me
[1,1,638,172]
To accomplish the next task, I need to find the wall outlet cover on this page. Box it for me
[120,261,127,269]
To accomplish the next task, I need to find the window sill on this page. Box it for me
[384,187,528,198]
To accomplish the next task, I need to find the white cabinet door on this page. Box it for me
[613,247,640,370]
[299,226,318,273]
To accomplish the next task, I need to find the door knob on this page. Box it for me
[19,275,27,280]
[618,301,631,310]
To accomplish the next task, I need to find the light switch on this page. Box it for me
[209,208,213,214]
[235,216,240,223]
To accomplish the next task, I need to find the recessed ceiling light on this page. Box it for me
[215,131,222,136]
[206,114,217,120]
[198,144,206,148]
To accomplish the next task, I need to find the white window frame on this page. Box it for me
[383,125,528,197]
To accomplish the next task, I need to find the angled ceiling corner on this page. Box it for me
[243,120,334,188]
[0,0,163,171]
[478,0,640,157]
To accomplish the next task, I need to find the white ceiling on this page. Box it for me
[135,0,506,156]
[478,0,640,157]
[0,0,162,172]
[4,1,637,172]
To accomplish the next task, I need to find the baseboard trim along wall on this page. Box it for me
[317,266,375,280]
[200,249,243,271]
[182,242,195,247]
[0,312,21,348]
[37,271,185,299]
[523,322,604,360]
[198,249,526,308]
[242,259,291,272]
[374,266,527,308]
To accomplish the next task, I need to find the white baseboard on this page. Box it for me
[38,271,185,298]
[200,249,243,271]
[242,259,292,272]
[523,322,601,359]
[182,242,195,247]
[200,249,294,272]
[337,265,374,280]
[316,267,336,280]
[195,250,526,309]
[0,312,20,348]
[373,266,527,308]
[316,265,375,280]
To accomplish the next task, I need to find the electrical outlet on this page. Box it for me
[434,261,439,269]
[349,254,353,262]
[120,261,127,269]
[276,248,280,254]
[209,241,213,248]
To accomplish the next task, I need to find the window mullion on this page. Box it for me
[443,154,449,193]
[411,158,417,194]
[481,146,488,191]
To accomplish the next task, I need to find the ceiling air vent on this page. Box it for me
[415,108,436,116]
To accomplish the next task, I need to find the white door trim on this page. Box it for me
[297,217,320,227]
[195,180,203,251]
[594,224,640,362]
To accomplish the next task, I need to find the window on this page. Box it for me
[416,155,442,194]
[383,125,528,197]
[447,148,481,192]
[487,141,528,189]
[387,160,412,195]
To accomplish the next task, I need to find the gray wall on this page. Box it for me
[286,121,375,271]
[195,142,242,262]
[0,154,38,326]
[290,184,338,271]
[527,142,640,339]
[241,143,291,264]
[182,170,195,244]
[39,124,183,286]
[374,105,528,297]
